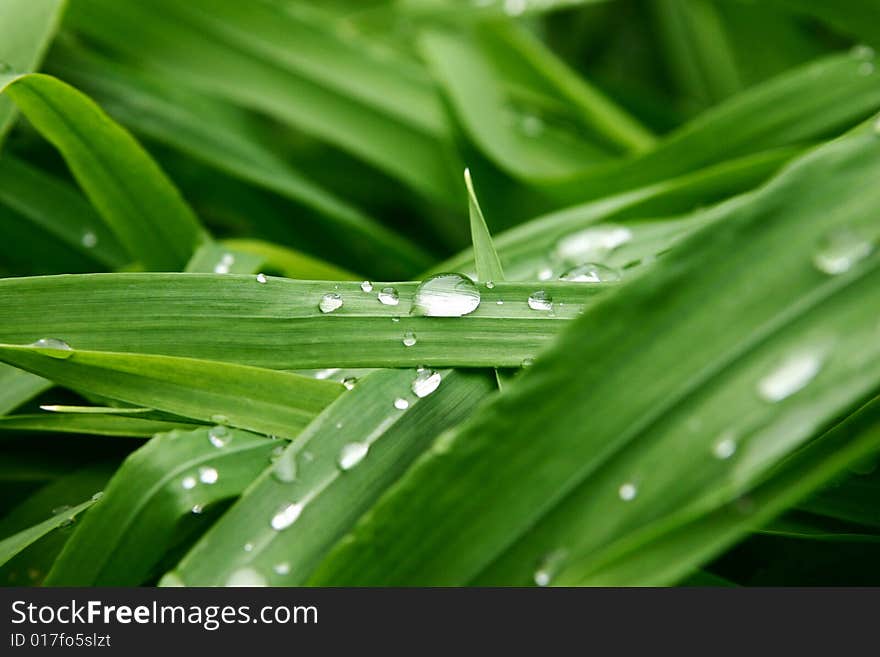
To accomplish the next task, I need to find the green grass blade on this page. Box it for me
[307,131,880,585]
[765,0,880,47]
[465,168,504,283]
[221,239,359,281]
[0,364,50,415]
[172,368,495,585]
[0,274,603,368]
[0,345,342,438]
[0,414,199,438]
[185,243,265,275]
[44,427,276,585]
[0,498,93,568]
[1,74,208,270]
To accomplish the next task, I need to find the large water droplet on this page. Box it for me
[812,229,873,275]
[412,369,441,398]
[338,442,369,471]
[757,352,822,402]
[226,567,267,587]
[271,502,304,530]
[361,281,373,292]
[412,273,481,317]
[559,263,621,283]
[394,398,410,410]
[30,338,73,359]
[402,329,417,347]
[527,291,553,311]
[378,287,399,306]
[319,292,344,313]
[199,466,218,484]
[208,425,231,448]
[618,482,638,501]
[556,225,632,263]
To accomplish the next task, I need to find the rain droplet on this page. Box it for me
[402,329,417,347]
[360,281,373,292]
[209,425,231,448]
[521,357,534,368]
[272,453,297,483]
[527,290,553,311]
[757,351,822,402]
[391,315,400,322]
[271,502,304,530]
[81,231,97,248]
[191,504,204,515]
[618,482,638,501]
[713,434,737,460]
[378,287,400,306]
[537,267,554,281]
[273,562,291,575]
[556,225,633,263]
[213,253,235,274]
[485,281,495,289]
[256,273,268,284]
[812,229,873,275]
[496,299,504,305]
[412,369,442,398]
[319,292,344,313]
[181,476,197,490]
[412,273,481,317]
[226,567,267,587]
[559,263,621,283]
[533,549,567,587]
[30,338,73,359]
[342,377,357,390]
[338,442,369,470]
[199,466,218,484]
[394,398,410,410]
[243,542,254,552]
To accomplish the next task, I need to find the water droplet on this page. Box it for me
[30,338,73,359]
[213,253,235,274]
[244,542,254,552]
[496,299,504,305]
[713,434,737,460]
[342,377,357,390]
[412,369,442,397]
[412,273,481,317]
[559,262,621,283]
[91,491,104,501]
[256,273,268,284]
[319,292,344,313]
[485,281,495,289]
[338,442,369,470]
[181,476,197,490]
[519,114,544,136]
[208,425,231,448]
[537,267,554,281]
[199,466,218,484]
[273,562,291,575]
[556,225,632,263]
[618,482,637,501]
[402,329,417,347]
[81,231,97,248]
[533,549,567,587]
[191,504,204,515]
[757,352,823,402]
[226,567,267,587]
[391,315,400,322]
[271,502,303,530]
[394,398,410,410]
[361,281,373,292]
[272,453,297,483]
[504,0,526,16]
[521,357,534,368]
[210,414,229,425]
[378,287,400,306]
[527,290,553,311]
[813,229,873,275]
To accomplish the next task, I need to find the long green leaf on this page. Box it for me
[0,364,50,416]
[0,498,93,568]
[0,413,198,438]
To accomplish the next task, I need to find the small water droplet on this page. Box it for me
[181,475,197,490]
[361,281,373,292]
[30,338,73,359]
[402,329,417,347]
[527,290,553,311]
[338,442,369,470]
[559,262,621,283]
[556,225,633,263]
[618,482,638,501]
[243,542,254,552]
[521,357,534,368]
[208,425,231,448]
[496,299,504,305]
[271,502,304,530]
[757,351,823,402]
[226,567,267,587]
[273,562,291,575]
[272,453,297,483]
[412,369,442,398]
[319,292,344,313]
[394,397,410,410]
[211,414,229,425]
[813,229,873,275]
[378,287,400,306]
[391,315,400,322]
[256,273,268,284]
[412,273,481,317]
[191,504,204,515]
[485,281,495,289]
[713,434,737,460]
[213,253,235,274]
[81,231,97,248]
[537,267,554,281]
[343,377,357,390]
[199,466,218,484]
[533,549,567,587]
[91,491,104,501]
[504,0,526,16]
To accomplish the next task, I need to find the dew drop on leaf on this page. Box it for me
[556,225,632,263]
[181,476,197,490]
[30,338,73,359]
[319,292,344,313]
[271,502,304,530]
[256,273,267,284]
[208,425,231,448]
[394,397,410,410]
[274,562,291,575]
[559,262,621,283]
[533,549,567,587]
[199,466,218,484]
[757,352,822,402]
[402,329,417,347]
[272,453,297,483]
[191,504,204,515]
[378,287,400,306]
[411,273,481,317]
[412,369,442,398]
[527,290,553,311]
[342,377,357,390]
[338,442,369,471]
[812,229,873,275]
[618,482,638,501]
[361,280,373,292]
[713,435,737,460]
